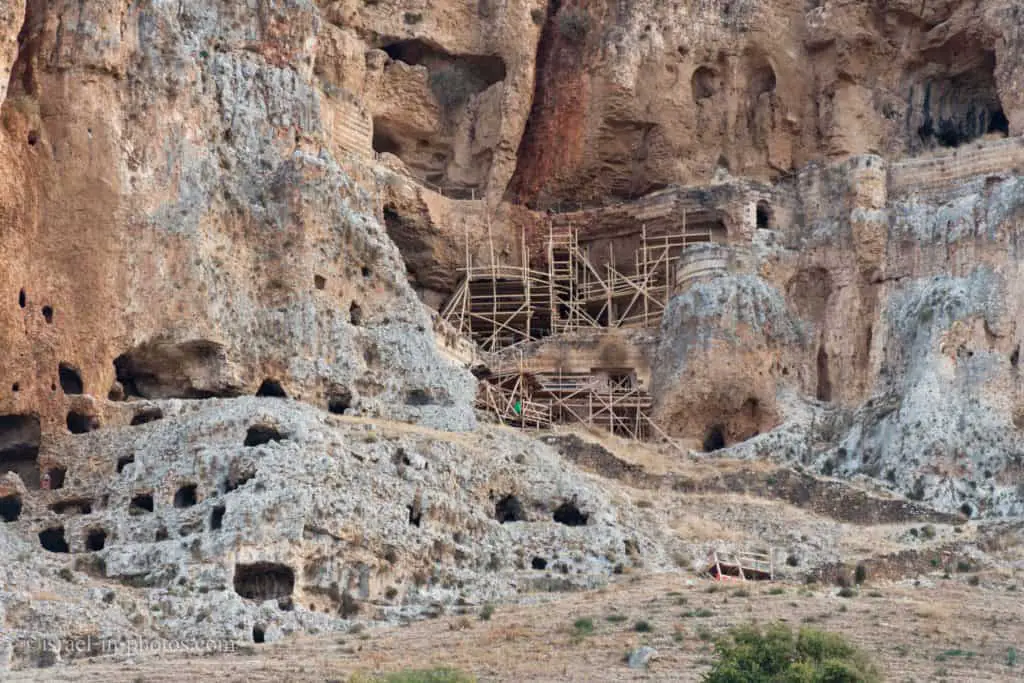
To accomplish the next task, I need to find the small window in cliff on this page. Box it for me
[210,504,226,530]
[130,407,163,426]
[18,289,26,308]
[0,414,41,488]
[495,494,524,523]
[256,379,288,399]
[41,306,53,324]
[67,411,99,434]
[27,131,39,146]
[0,494,22,522]
[531,556,548,570]
[173,484,198,509]
[233,562,295,601]
[349,302,363,326]
[756,201,772,229]
[816,346,832,402]
[252,625,266,644]
[372,126,402,156]
[85,528,107,552]
[702,424,726,453]
[129,493,154,515]
[45,466,66,490]
[58,363,83,395]
[407,504,422,527]
[39,527,70,553]
[313,275,326,291]
[553,500,588,526]
[692,67,718,100]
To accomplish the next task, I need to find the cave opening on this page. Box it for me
[66,411,99,434]
[244,424,285,448]
[39,526,69,553]
[327,387,352,415]
[116,454,135,474]
[45,466,66,490]
[233,562,295,601]
[49,498,92,515]
[129,493,154,515]
[256,379,288,399]
[816,345,832,402]
[130,407,164,426]
[349,301,363,326]
[756,201,772,229]
[113,340,241,400]
[407,504,422,527]
[692,66,719,100]
[252,625,266,644]
[211,504,226,530]
[85,528,107,551]
[173,484,198,508]
[0,414,41,488]
[531,556,548,570]
[58,363,83,395]
[18,288,25,308]
[371,125,402,156]
[495,494,524,523]
[553,500,588,526]
[912,51,1008,150]
[702,424,726,453]
[0,494,22,522]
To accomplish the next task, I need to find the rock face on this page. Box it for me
[0,0,476,434]
[4,0,1024,673]
[0,398,687,668]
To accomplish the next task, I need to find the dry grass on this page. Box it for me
[18,574,1022,682]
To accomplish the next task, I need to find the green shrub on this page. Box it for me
[479,604,494,621]
[837,586,856,598]
[768,587,785,595]
[428,65,483,112]
[703,623,880,683]
[573,617,594,636]
[605,613,628,623]
[353,668,475,683]
[634,620,653,633]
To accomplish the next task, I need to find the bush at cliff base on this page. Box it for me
[703,622,880,683]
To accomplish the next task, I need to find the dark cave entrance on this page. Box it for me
[702,424,726,453]
[553,500,588,526]
[495,494,524,523]
[234,563,295,601]
[0,414,41,488]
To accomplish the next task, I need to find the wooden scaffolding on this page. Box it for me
[707,548,775,581]
[475,350,665,441]
[441,215,713,352]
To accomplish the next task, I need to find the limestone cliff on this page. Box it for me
[3,0,1024,672]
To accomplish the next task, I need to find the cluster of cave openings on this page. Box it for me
[233,562,295,602]
[0,414,41,488]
